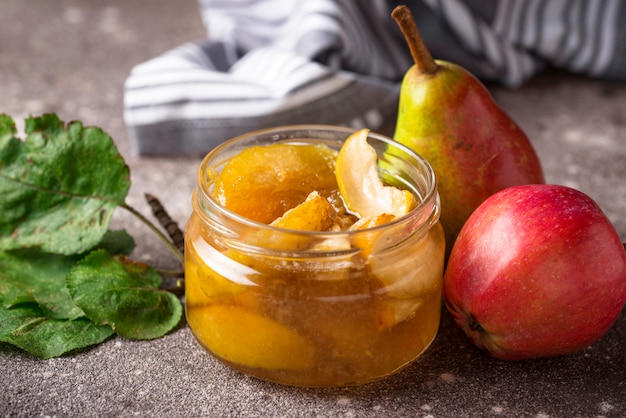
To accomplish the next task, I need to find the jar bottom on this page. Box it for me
[186,297,442,388]
[198,328,439,388]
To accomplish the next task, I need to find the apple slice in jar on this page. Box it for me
[369,222,445,330]
[184,229,263,316]
[265,191,340,250]
[237,190,354,277]
[335,129,416,219]
[192,304,316,371]
[334,128,443,330]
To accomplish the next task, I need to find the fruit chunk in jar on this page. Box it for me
[185,130,444,386]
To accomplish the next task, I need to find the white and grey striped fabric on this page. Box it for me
[124,0,626,155]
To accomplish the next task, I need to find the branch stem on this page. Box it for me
[156,268,184,277]
[121,203,185,264]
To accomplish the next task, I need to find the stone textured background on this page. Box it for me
[2,1,625,417]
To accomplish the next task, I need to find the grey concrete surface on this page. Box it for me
[1,1,625,417]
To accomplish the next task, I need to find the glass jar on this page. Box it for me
[185,125,445,387]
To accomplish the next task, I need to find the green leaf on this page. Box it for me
[93,229,136,256]
[0,114,16,143]
[0,113,131,255]
[66,250,182,340]
[0,302,114,359]
[0,249,84,320]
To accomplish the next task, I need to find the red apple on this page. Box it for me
[443,184,626,360]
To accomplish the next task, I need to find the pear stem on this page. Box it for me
[392,5,438,75]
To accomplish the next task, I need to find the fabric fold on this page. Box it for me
[124,0,626,155]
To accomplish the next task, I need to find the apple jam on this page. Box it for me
[184,126,445,387]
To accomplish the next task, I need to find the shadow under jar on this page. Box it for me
[184,125,445,387]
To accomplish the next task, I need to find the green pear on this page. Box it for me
[391,6,545,253]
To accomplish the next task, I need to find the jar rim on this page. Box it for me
[194,125,440,239]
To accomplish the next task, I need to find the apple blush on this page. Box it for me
[443,184,626,360]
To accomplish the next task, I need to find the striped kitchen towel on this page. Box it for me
[124,0,626,155]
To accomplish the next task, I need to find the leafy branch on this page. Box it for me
[0,114,184,359]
